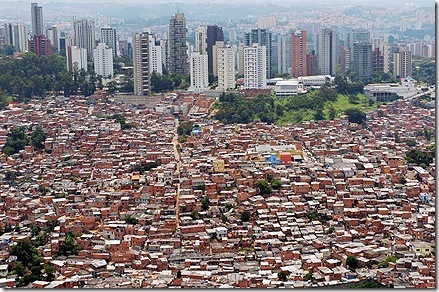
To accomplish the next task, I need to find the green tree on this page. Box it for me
[405,149,434,166]
[2,126,29,156]
[271,179,282,190]
[56,232,81,258]
[201,195,210,211]
[328,105,337,120]
[30,126,46,151]
[314,108,324,120]
[345,108,366,124]
[346,255,358,270]
[255,179,272,195]
[278,271,288,281]
[304,272,314,282]
[177,121,194,137]
[124,214,139,225]
[241,210,251,222]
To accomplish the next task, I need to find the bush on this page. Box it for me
[345,108,366,124]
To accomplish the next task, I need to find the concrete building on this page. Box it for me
[206,25,224,76]
[31,2,43,36]
[46,26,58,51]
[291,30,307,77]
[245,28,272,78]
[189,52,209,92]
[168,13,189,76]
[274,80,305,96]
[195,27,207,55]
[132,32,151,96]
[316,28,338,76]
[393,46,412,79]
[149,34,163,75]
[93,43,114,79]
[28,35,51,57]
[339,46,351,76]
[66,46,87,72]
[100,27,117,57]
[3,23,28,52]
[74,18,96,59]
[364,77,418,101]
[257,16,276,29]
[306,50,318,76]
[214,41,236,91]
[352,42,372,80]
[244,44,267,89]
[276,33,291,76]
[372,38,390,73]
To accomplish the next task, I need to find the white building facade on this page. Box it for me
[214,41,236,91]
[189,52,209,92]
[66,46,87,72]
[93,42,114,78]
[244,44,267,89]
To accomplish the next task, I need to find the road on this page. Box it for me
[172,119,182,229]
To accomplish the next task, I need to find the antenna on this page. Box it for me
[177,4,180,13]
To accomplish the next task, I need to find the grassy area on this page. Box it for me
[322,93,379,119]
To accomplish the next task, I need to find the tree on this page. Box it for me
[2,126,29,156]
[201,195,210,211]
[304,272,314,282]
[271,179,282,190]
[43,264,56,282]
[56,232,80,258]
[346,255,358,270]
[345,108,366,124]
[405,149,433,167]
[328,105,337,120]
[241,210,251,222]
[255,179,272,195]
[30,126,46,151]
[314,108,324,120]
[124,214,138,225]
[278,271,288,281]
[177,121,194,137]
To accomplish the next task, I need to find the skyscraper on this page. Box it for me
[4,23,28,52]
[352,42,372,80]
[276,33,291,76]
[28,35,51,57]
[316,28,338,76]
[168,13,189,76]
[100,27,117,57]
[149,34,163,75]
[195,27,207,55]
[46,26,59,51]
[93,43,113,78]
[245,28,272,78]
[291,30,307,77]
[214,41,236,91]
[132,32,151,96]
[244,44,267,89]
[393,46,412,79]
[31,3,43,36]
[306,51,318,76]
[206,25,224,76]
[66,46,87,72]
[189,52,209,92]
[74,18,96,59]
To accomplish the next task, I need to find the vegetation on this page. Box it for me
[55,232,81,258]
[304,272,315,282]
[412,58,436,85]
[255,179,272,195]
[344,108,367,124]
[108,114,132,130]
[124,214,139,225]
[377,255,397,268]
[278,271,288,281]
[201,195,210,211]
[346,255,359,270]
[240,210,251,222]
[342,279,386,288]
[0,52,99,100]
[150,71,190,93]
[2,126,47,157]
[130,161,158,174]
[405,149,434,167]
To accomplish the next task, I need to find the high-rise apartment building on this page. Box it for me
[339,46,351,76]
[372,38,390,73]
[237,43,245,75]
[291,30,307,77]
[244,44,267,89]
[132,32,151,96]
[195,27,207,55]
[257,16,276,29]
[31,3,43,36]
[276,33,291,76]
[306,50,318,76]
[28,35,51,57]
[352,42,372,80]
[316,28,338,76]
[149,34,163,75]
[393,46,412,79]
[214,41,236,91]
[93,43,113,78]
[206,25,224,76]
[245,28,272,78]
[100,27,117,57]
[74,18,96,59]
[66,46,87,72]
[46,26,59,51]
[189,52,209,92]
[4,23,28,52]
[371,47,384,74]
[168,13,189,76]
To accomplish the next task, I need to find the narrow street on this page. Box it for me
[172,119,182,229]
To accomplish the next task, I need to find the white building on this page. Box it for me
[364,77,418,102]
[195,26,207,55]
[189,52,209,92]
[244,44,267,89]
[100,27,117,57]
[66,46,87,72]
[132,32,150,96]
[149,34,163,75]
[3,23,28,52]
[73,18,96,59]
[214,41,235,91]
[274,80,306,96]
[93,42,113,79]
[316,28,338,76]
[257,16,276,29]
